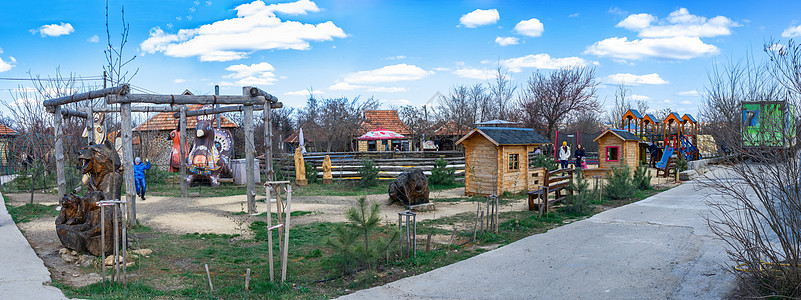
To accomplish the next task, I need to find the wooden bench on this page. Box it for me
[527,168,574,213]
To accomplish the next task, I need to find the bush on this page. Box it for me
[429,157,455,185]
[632,165,652,190]
[605,164,635,200]
[358,158,380,187]
[326,196,397,273]
[531,154,558,171]
[304,161,317,183]
[564,171,593,215]
[676,157,688,172]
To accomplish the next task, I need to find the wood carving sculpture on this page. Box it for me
[169,129,190,172]
[55,141,123,256]
[186,108,232,186]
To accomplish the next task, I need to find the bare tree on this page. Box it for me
[437,85,479,132]
[635,99,649,116]
[469,83,492,123]
[296,96,378,152]
[398,105,433,151]
[487,65,516,121]
[607,83,631,127]
[519,66,600,139]
[701,42,800,298]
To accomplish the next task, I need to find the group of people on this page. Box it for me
[557,141,586,170]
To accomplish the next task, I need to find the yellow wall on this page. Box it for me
[463,136,498,195]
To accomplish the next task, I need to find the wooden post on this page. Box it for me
[265,184,274,282]
[281,185,292,283]
[244,103,256,214]
[179,107,188,198]
[53,105,66,197]
[263,103,274,182]
[85,106,94,144]
[121,103,136,223]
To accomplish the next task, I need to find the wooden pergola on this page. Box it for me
[621,109,643,135]
[43,84,282,223]
[662,112,683,148]
[641,113,661,142]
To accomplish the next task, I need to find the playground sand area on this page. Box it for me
[4,166,679,288]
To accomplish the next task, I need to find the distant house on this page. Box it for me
[0,123,18,173]
[133,91,239,170]
[431,120,471,151]
[284,123,324,152]
[356,110,412,151]
[456,127,552,196]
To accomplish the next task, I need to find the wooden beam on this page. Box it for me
[108,94,266,105]
[93,104,182,113]
[171,105,266,119]
[121,103,136,224]
[54,105,66,197]
[179,106,188,198]
[43,85,129,107]
[247,87,279,103]
[263,104,273,181]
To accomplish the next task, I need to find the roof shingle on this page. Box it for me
[458,127,550,146]
[358,110,411,136]
[134,104,239,131]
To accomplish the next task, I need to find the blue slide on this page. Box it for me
[656,146,674,169]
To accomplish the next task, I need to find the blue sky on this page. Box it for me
[2,0,801,118]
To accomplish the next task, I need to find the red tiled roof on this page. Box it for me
[0,123,18,136]
[434,120,471,136]
[133,104,239,131]
[357,110,411,136]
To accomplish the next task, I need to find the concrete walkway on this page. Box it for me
[342,168,737,299]
[0,191,68,299]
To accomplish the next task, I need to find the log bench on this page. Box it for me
[527,168,574,213]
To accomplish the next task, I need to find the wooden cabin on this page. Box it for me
[594,129,643,170]
[456,127,551,196]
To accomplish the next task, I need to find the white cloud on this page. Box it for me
[586,36,718,60]
[0,57,13,73]
[782,25,801,37]
[224,62,277,85]
[495,36,519,46]
[329,82,366,91]
[33,22,75,37]
[174,79,186,84]
[385,55,406,60]
[663,99,671,103]
[590,8,735,61]
[367,86,406,93]
[502,54,587,72]
[618,8,739,38]
[459,9,499,28]
[140,0,346,62]
[453,67,493,80]
[678,90,700,96]
[285,89,324,96]
[568,13,580,18]
[87,35,100,43]
[9,97,39,108]
[514,18,544,37]
[768,43,785,53]
[606,73,668,85]
[381,98,411,105]
[343,64,431,84]
[617,13,656,30]
[680,100,692,105]
[630,94,650,101]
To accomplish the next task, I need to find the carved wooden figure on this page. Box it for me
[322,155,332,185]
[294,147,307,186]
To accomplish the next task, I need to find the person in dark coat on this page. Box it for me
[574,145,586,169]
[649,143,659,168]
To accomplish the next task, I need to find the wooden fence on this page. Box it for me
[265,151,465,181]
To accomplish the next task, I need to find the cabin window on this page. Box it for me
[606,146,619,162]
[508,153,520,170]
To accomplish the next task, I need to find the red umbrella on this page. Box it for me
[357,127,405,140]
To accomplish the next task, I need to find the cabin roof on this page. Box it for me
[593,129,642,142]
[456,127,550,146]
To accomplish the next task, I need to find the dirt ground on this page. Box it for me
[3,166,683,289]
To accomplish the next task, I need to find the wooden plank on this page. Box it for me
[85,106,94,144]
[121,103,136,223]
[93,105,182,113]
[171,105,269,118]
[248,87,280,103]
[43,84,129,107]
[108,94,266,105]
[53,105,66,197]
[179,106,188,197]
[263,101,273,182]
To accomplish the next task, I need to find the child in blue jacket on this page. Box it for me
[134,157,151,200]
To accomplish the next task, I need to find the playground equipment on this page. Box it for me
[620,109,701,162]
[741,101,797,149]
[655,146,675,178]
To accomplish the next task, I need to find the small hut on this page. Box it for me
[356,110,411,151]
[594,129,643,170]
[456,127,551,196]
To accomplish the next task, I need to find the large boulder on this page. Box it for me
[389,169,430,206]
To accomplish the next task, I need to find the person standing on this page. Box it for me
[574,144,586,169]
[134,157,151,201]
[649,142,659,168]
[558,141,571,169]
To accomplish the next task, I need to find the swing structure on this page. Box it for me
[44,84,282,222]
